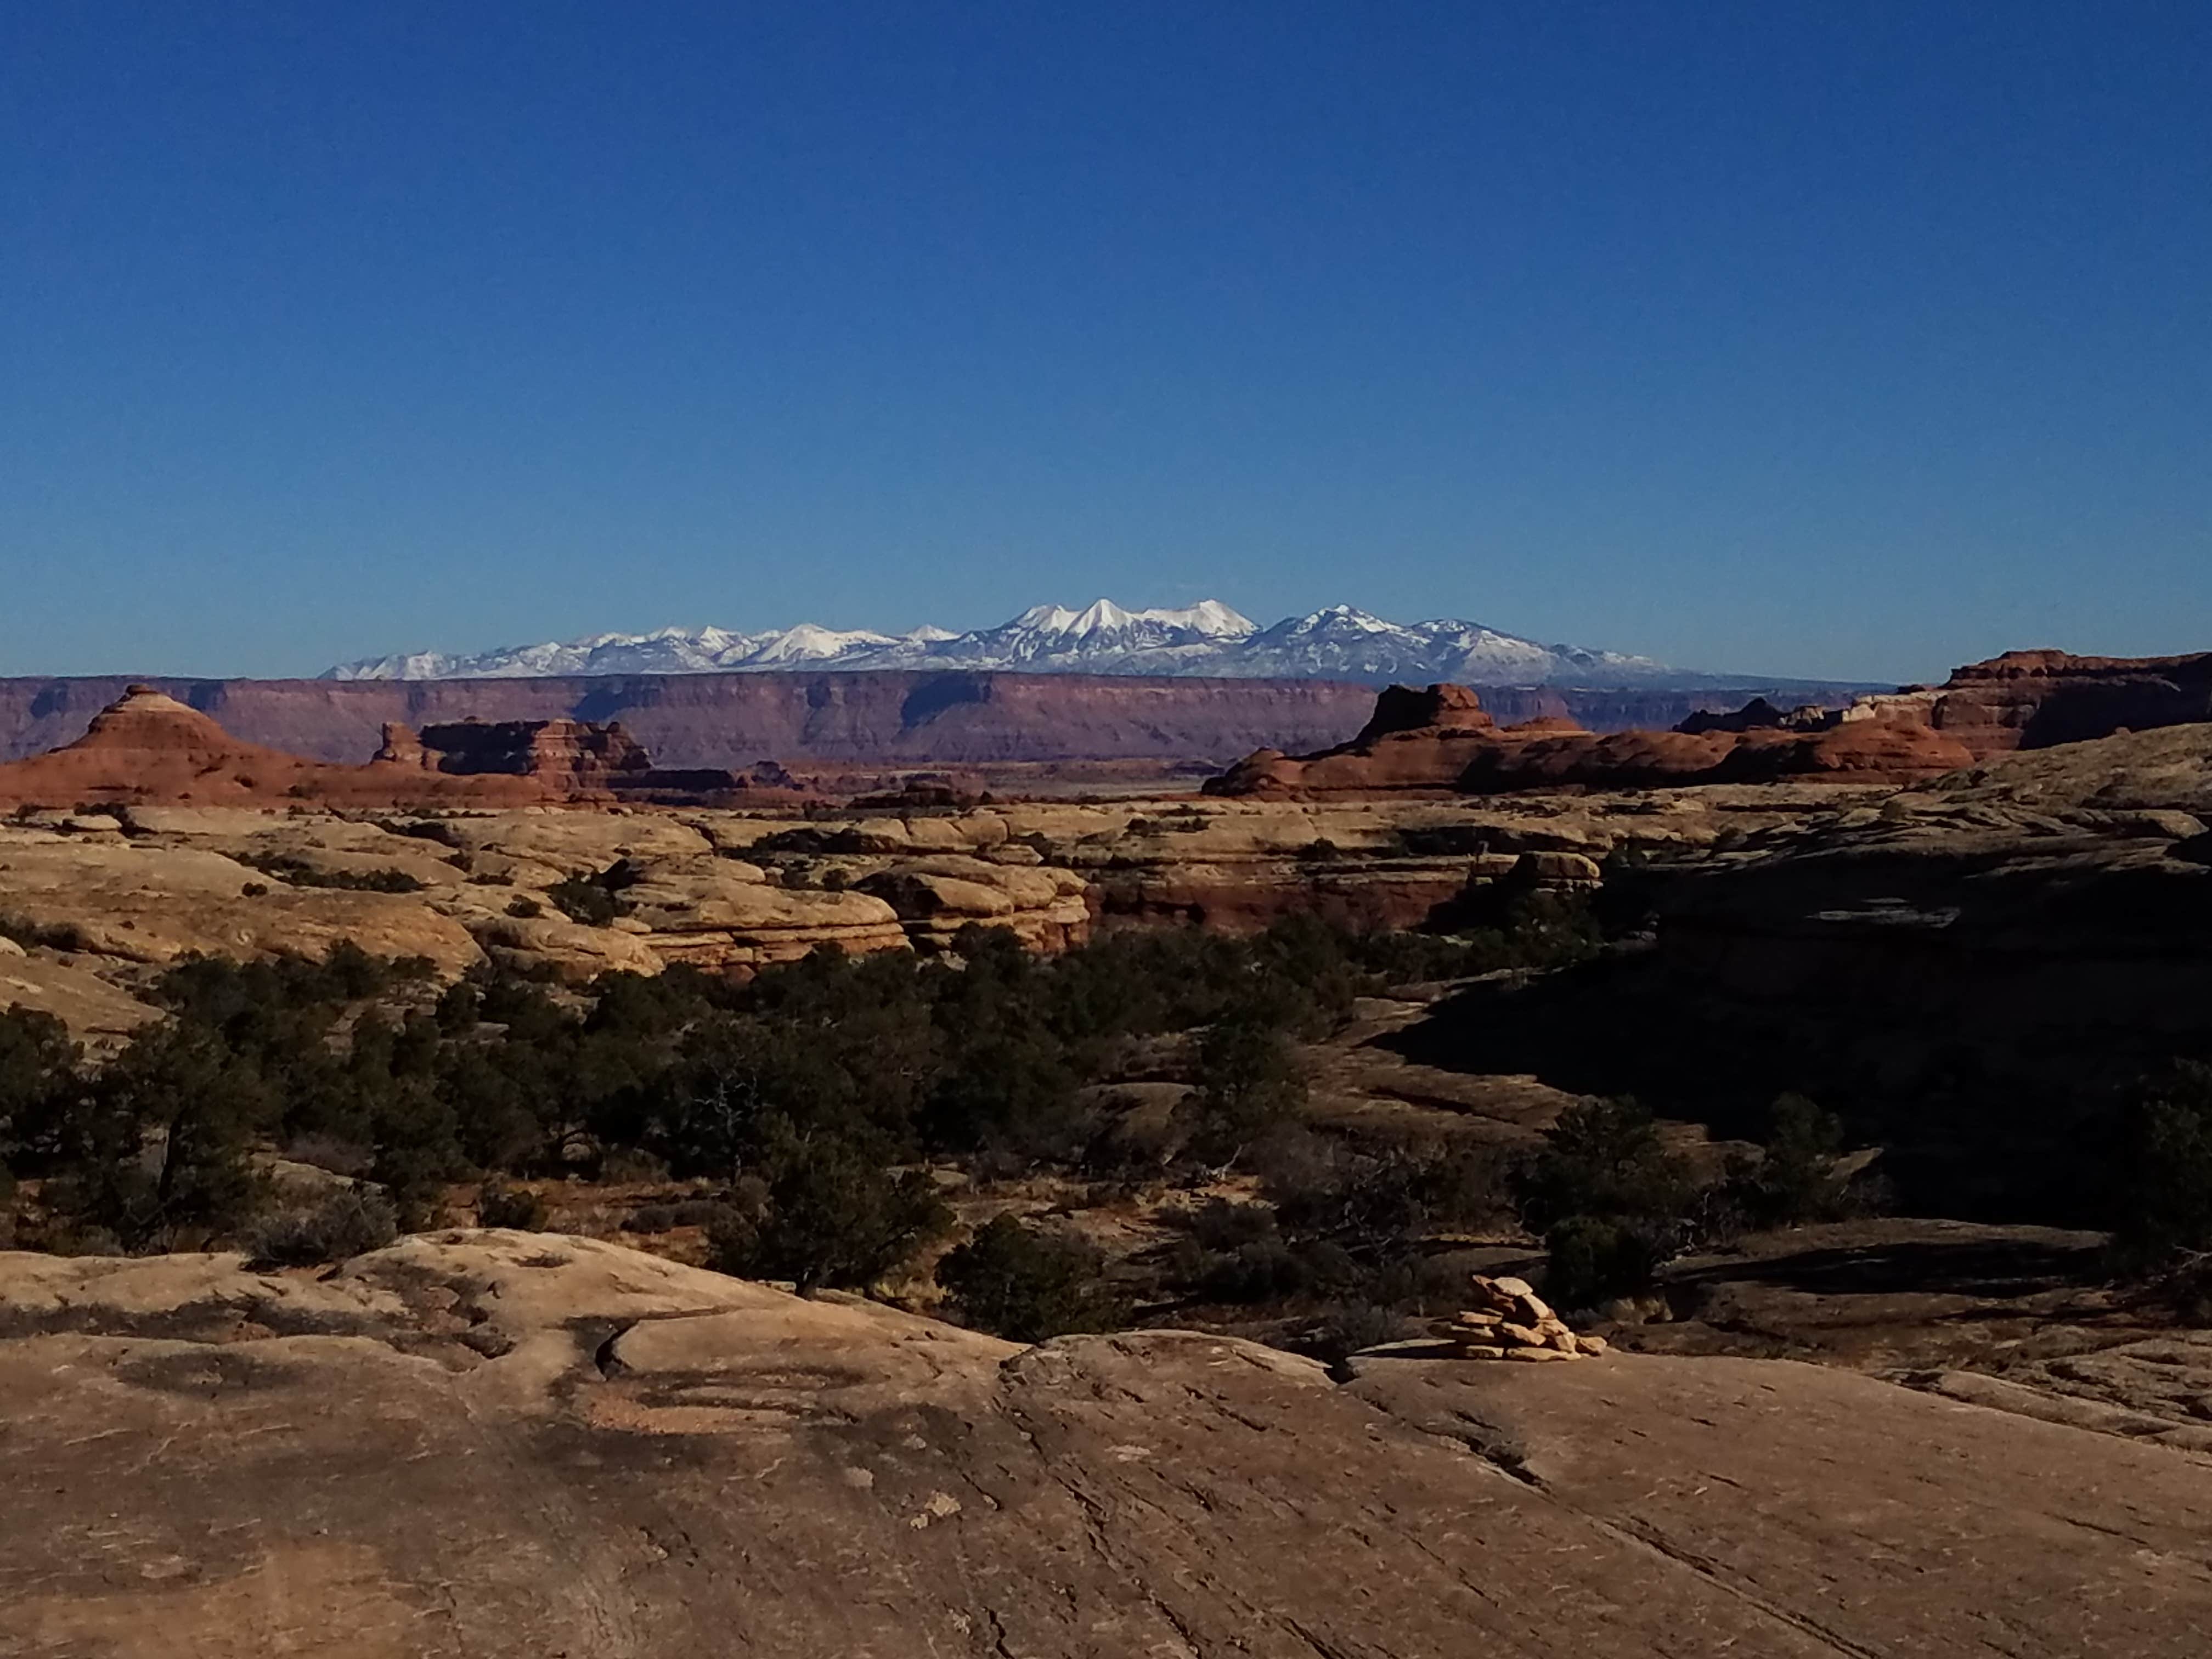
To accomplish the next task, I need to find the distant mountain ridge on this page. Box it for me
[324,599,1751,688]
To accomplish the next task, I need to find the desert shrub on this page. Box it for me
[937,1214,1124,1341]
[2112,1061,2212,1270]
[708,1138,949,1295]
[506,895,543,919]
[1517,1096,1696,1231]
[1722,1093,1854,1228]
[0,913,87,951]
[246,1188,398,1266]
[923,1028,1084,1159]
[1164,1200,1349,1303]
[1188,1017,1307,1161]
[1542,1214,1672,1310]
[477,1181,549,1230]
[626,1196,731,1233]
[548,874,619,926]
[36,1020,279,1252]
[0,1007,84,1171]
[366,1079,469,1226]
[1260,1128,1508,1243]
[1517,1096,1703,1309]
[591,1144,673,1184]
[238,854,424,893]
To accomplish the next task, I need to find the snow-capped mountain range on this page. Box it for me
[324,600,1707,687]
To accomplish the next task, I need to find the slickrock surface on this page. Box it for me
[4,1233,2209,1657]
[0,947,161,1044]
[0,785,1855,1022]
[0,834,486,980]
[1350,1348,2212,1658]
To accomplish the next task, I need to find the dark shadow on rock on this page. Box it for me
[1672,1237,2107,1300]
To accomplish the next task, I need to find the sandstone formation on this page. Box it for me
[0,775,1876,1015]
[0,672,1386,774]
[0,947,161,1045]
[3,1231,2207,1657]
[0,687,551,811]
[380,716,654,788]
[0,670,1864,777]
[380,717,817,805]
[1863,647,2212,756]
[1216,647,2212,801]
[0,832,486,982]
[1646,723,2212,1101]
[1210,681,1976,797]
[855,855,1092,951]
[1397,723,2212,1218]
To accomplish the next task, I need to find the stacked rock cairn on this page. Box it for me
[1432,1274,1609,1361]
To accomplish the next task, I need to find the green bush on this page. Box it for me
[1189,1018,1306,1161]
[1542,1214,1671,1310]
[477,1181,549,1231]
[2113,1061,2212,1269]
[246,1188,398,1266]
[708,1138,950,1295]
[1723,1093,1853,1228]
[0,1007,84,1171]
[548,874,619,926]
[0,913,88,951]
[1518,1096,1695,1231]
[238,854,424,893]
[1164,1199,1351,1304]
[937,1214,1122,1341]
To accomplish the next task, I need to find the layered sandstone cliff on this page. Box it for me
[1848,647,2212,756]
[0,687,551,810]
[0,673,1384,770]
[1210,682,1973,797]
[0,672,1864,773]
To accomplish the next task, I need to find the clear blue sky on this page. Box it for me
[3,2,2205,683]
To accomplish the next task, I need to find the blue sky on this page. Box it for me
[2,2,2205,682]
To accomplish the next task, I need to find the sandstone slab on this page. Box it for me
[5,1235,2211,1656]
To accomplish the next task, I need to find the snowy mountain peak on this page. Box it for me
[323,599,1693,687]
[1003,599,1255,640]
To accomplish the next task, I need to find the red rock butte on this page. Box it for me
[1209,648,2212,798]
[0,687,592,809]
